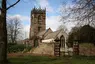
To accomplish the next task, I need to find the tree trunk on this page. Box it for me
[0,0,7,64]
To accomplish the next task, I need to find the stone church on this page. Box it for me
[28,8,72,56]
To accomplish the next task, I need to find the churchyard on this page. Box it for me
[8,53,95,64]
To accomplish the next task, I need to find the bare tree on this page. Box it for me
[72,0,95,26]
[7,16,22,43]
[0,0,20,63]
[57,24,68,33]
[61,0,95,27]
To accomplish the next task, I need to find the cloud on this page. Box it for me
[46,15,76,32]
[7,14,30,22]
[46,16,61,31]
[57,1,74,15]
[56,2,76,32]
[23,25,30,39]
[35,0,53,12]
[64,22,76,32]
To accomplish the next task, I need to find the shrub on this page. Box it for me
[7,43,32,53]
[22,46,32,53]
[7,43,26,53]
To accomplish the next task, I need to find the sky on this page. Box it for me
[7,0,75,39]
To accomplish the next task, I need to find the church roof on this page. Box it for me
[37,30,46,37]
[44,30,61,39]
[36,28,68,40]
[44,29,68,40]
[37,28,53,38]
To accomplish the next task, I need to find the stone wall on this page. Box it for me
[32,43,54,56]
[79,43,95,56]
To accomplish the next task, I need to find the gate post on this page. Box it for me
[54,38,60,57]
[73,39,79,55]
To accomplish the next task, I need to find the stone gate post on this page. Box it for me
[73,39,79,55]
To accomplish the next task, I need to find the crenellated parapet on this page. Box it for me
[31,7,46,14]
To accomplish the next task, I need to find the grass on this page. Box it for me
[71,55,95,64]
[8,55,95,64]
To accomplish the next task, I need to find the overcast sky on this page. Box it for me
[7,0,75,39]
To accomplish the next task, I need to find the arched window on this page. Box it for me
[38,15,41,20]
[60,35,65,48]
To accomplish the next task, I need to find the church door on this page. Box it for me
[34,39,38,47]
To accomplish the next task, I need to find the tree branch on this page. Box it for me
[6,0,20,10]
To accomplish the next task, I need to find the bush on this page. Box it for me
[7,43,26,53]
[26,46,32,51]
[7,43,32,53]
[22,46,32,53]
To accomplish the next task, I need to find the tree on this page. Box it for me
[61,0,95,27]
[72,0,95,26]
[7,16,22,43]
[0,0,20,64]
[68,25,95,46]
[68,26,81,47]
[57,24,68,33]
[78,25,95,43]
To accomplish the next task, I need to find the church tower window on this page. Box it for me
[38,26,41,32]
[38,15,41,24]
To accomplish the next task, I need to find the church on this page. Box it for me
[26,7,72,56]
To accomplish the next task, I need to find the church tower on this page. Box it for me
[29,8,46,39]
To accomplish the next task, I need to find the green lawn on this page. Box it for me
[8,55,95,64]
